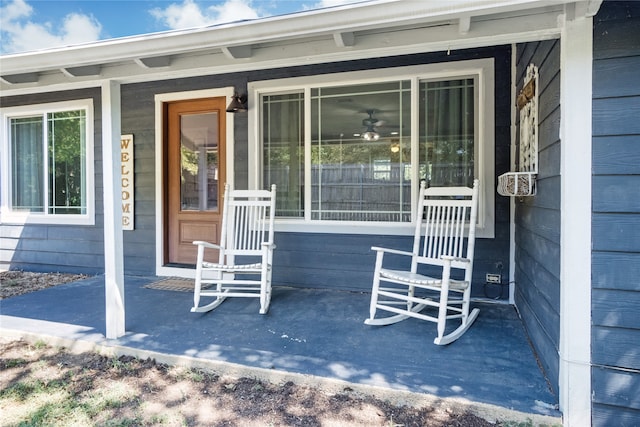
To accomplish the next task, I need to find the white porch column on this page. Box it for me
[101,80,125,339]
[559,8,593,427]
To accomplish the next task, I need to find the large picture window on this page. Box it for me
[1,100,94,225]
[250,60,494,237]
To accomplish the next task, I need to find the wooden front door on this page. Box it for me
[166,97,226,265]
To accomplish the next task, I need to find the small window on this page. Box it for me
[1,100,94,225]
[250,60,494,237]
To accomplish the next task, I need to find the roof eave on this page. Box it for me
[0,0,603,90]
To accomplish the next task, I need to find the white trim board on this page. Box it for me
[102,81,125,339]
[154,87,235,278]
[558,11,593,427]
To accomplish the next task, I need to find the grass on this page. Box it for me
[1,338,552,427]
[32,340,48,350]
[1,364,141,426]
[2,381,141,426]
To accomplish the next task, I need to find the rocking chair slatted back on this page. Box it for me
[222,188,276,257]
[191,184,277,315]
[416,184,478,275]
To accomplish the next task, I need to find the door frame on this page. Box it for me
[154,87,235,278]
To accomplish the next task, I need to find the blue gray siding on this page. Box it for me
[513,39,561,397]
[0,88,105,275]
[2,47,512,296]
[591,2,640,425]
[120,46,513,293]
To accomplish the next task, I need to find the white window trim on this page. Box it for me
[248,58,495,238]
[0,99,95,225]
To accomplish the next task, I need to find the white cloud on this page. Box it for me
[208,0,260,23]
[150,0,209,29]
[151,0,260,30]
[0,0,102,54]
[300,0,368,13]
[316,0,365,8]
[0,0,32,24]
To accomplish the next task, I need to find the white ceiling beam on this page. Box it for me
[579,0,604,17]
[0,72,38,84]
[135,56,172,68]
[62,65,102,77]
[334,32,355,47]
[459,17,471,35]
[221,45,252,59]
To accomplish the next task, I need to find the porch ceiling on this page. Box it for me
[0,0,602,96]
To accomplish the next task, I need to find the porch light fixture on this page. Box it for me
[226,93,247,112]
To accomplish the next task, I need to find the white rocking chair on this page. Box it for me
[192,184,276,314]
[365,179,480,345]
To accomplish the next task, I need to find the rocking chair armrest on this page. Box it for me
[262,242,277,250]
[371,246,415,257]
[192,240,223,250]
[440,255,471,263]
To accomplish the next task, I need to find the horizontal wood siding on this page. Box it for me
[1,46,511,285]
[592,366,640,427]
[121,81,169,275]
[591,1,640,425]
[273,230,509,295]
[514,39,561,397]
[116,46,512,293]
[0,88,104,275]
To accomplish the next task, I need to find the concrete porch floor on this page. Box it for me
[0,275,561,423]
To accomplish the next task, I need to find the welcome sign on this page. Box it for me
[121,134,134,230]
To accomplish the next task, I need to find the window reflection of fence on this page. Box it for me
[426,162,475,188]
[265,166,304,218]
[266,162,473,221]
[312,163,411,222]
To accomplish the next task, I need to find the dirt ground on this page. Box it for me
[0,271,507,426]
[0,270,88,300]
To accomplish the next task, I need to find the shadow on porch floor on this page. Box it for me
[0,274,560,422]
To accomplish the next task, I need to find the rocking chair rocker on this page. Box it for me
[365,180,480,345]
[192,184,276,314]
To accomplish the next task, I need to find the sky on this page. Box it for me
[0,0,366,55]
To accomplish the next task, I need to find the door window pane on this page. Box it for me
[180,112,219,211]
[310,81,411,221]
[419,79,475,188]
[262,92,304,218]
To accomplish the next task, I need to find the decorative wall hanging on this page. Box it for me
[121,134,135,230]
[498,63,538,197]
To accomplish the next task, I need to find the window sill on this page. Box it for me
[0,212,95,226]
[273,219,494,238]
